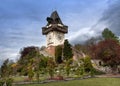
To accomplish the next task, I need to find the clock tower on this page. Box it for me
[42,11,68,47]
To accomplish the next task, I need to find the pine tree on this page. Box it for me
[102,28,119,42]
[0,59,10,77]
[63,39,73,61]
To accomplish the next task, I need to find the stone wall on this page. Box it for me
[46,46,56,57]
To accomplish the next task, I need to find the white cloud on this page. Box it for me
[68,27,98,44]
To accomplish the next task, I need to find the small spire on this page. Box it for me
[47,11,63,25]
[50,11,59,19]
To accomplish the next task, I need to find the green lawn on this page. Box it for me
[18,78,120,86]
[13,76,27,82]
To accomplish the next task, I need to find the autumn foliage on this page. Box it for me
[90,39,120,68]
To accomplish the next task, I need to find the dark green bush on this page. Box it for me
[0,79,5,86]
[6,78,13,86]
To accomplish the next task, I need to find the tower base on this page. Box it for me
[46,46,56,57]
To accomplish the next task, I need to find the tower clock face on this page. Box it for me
[47,33,53,45]
[57,33,63,42]
[47,32,64,46]
[48,35,51,42]
[58,35,62,40]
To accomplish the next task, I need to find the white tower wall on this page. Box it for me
[46,31,65,47]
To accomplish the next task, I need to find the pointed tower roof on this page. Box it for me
[50,11,63,24]
[42,11,68,35]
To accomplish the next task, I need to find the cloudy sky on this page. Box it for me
[0,0,120,63]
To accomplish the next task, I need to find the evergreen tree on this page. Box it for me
[55,45,63,64]
[102,28,119,41]
[63,39,73,61]
[0,59,9,77]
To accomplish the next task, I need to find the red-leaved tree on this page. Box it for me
[90,39,120,73]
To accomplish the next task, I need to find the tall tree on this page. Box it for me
[102,28,119,41]
[55,45,63,64]
[63,39,73,61]
[17,46,39,75]
[34,55,48,82]
[65,59,73,76]
[0,59,12,77]
[90,39,120,73]
[47,58,56,79]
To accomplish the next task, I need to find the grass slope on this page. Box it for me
[18,78,120,86]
